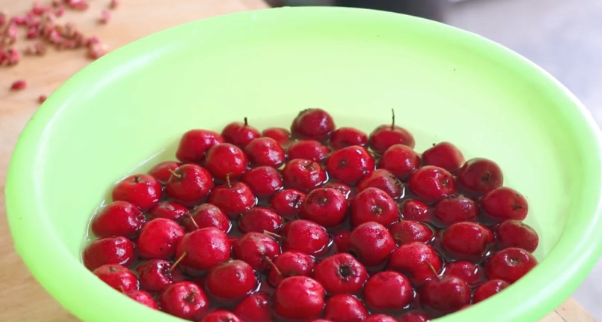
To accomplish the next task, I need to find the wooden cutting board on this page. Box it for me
[0,0,596,321]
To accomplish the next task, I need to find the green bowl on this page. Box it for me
[6,6,602,322]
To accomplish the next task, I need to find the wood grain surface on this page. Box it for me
[0,0,596,321]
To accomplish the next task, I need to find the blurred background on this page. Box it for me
[269,0,602,319]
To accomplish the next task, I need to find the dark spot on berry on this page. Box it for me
[293,194,302,208]
[371,206,383,215]
[481,172,492,183]
[338,264,354,281]
[441,178,450,187]
[184,291,196,303]
[108,266,118,273]
[316,195,329,206]
[338,159,348,168]
[511,203,523,211]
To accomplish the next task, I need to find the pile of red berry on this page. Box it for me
[82,108,539,322]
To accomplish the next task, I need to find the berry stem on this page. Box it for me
[187,213,199,229]
[264,256,281,276]
[244,117,248,126]
[119,285,125,294]
[391,108,396,130]
[168,168,181,179]
[428,263,441,281]
[171,252,187,272]
[263,230,282,239]
[225,173,232,188]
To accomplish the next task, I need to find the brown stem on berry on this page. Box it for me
[263,230,282,239]
[264,256,281,275]
[428,263,441,281]
[187,213,199,229]
[391,108,396,130]
[244,117,248,126]
[171,252,187,272]
[225,173,233,188]
[119,286,126,294]
[168,168,181,179]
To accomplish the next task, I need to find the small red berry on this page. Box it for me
[326,146,375,185]
[282,159,327,192]
[268,251,315,287]
[474,279,510,303]
[234,232,281,271]
[324,182,354,200]
[349,222,395,266]
[433,195,478,225]
[323,294,368,322]
[93,264,138,292]
[364,315,398,322]
[281,220,330,256]
[176,129,224,163]
[200,310,243,322]
[208,179,256,218]
[388,242,441,285]
[245,137,286,167]
[83,236,134,271]
[205,143,248,180]
[112,174,162,211]
[456,158,503,195]
[181,203,231,233]
[288,140,331,162]
[443,261,484,286]
[333,230,352,253]
[357,169,404,199]
[238,207,283,233]
[269,189,306,219]
[222,117,261,147]
[330,127,368,150]
[422,142,465,172]
[496,220,539,252]
[207,260,257,300]
[241,166,283,198]
[369,110,415,153]
[363,271,413,310]
[234,293,273,322]
[481,187,528,221]
[10,79,27,90]
[149,201,188,221]
[91,201,145,238]
[300,188,348,227]
[379,144,421,180]
[262,127,291,147]
[136,259,183,292]
[397,312,430,322]
[274,276,325,320]
[485,247,538,283]
[165,164,214,205]
[408,166,456,203]
[400,199,431,221]
[314,253,368,294]
[442,222,494,258]
[137,218,185,259]
[389,221,434,245]
[159,281,209,320]
[291,108,335,141]
[125,290,159,309]
[350,187,399,228]
[148,161,182,184]
[420,276,471,313]
[175,227,231,271]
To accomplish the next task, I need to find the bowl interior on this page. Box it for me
[7,7,602,322]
